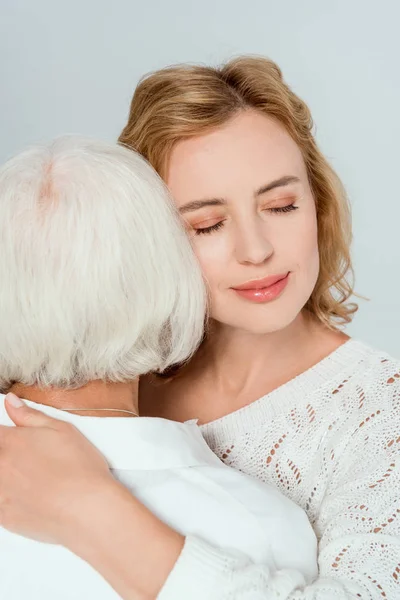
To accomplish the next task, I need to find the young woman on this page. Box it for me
[1,56,399,599]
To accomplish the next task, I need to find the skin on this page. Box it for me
[0,110,348,598]
[9,379,140,417]
[140,110,347,423]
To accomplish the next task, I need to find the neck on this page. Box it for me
[8,379,139,418]
[193,312,348,396]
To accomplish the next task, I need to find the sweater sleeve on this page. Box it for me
[158,389,400,599]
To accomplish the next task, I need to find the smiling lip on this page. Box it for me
[232,273,290,303]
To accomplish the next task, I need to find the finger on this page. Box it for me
[4,394,57,428]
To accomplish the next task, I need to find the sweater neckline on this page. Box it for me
[200,339,373,438]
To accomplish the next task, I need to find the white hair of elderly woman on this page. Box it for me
[0,136,207,391]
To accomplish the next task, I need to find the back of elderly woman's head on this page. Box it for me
[0,136,206,392]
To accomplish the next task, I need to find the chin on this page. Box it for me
[215,305,302,335]
[240,315,298,335]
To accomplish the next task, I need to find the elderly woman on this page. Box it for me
[0,136,317,599]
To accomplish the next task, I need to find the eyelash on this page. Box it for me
[194,204,299,235]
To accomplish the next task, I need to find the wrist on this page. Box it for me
[67,478,184,599]
[62,475,122,554]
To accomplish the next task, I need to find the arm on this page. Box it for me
[1,396,400,599]
[70,480,184,600]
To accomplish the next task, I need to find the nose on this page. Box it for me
[234,219,274,265]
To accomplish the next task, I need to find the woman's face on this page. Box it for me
[167,110,320,334]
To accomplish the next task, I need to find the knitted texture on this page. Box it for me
[161,340,400,599]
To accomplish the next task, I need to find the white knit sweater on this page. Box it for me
[159,340,400,599]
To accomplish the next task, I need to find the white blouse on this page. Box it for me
[0,396,317,599]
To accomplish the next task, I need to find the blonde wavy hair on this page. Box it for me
[119,56,357,328]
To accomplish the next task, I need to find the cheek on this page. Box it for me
[275,208,319,274]
[191,236,228,291]
[293,211,320,280]
[300,215,318,255]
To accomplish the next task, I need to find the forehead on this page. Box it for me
[167,110,307,204]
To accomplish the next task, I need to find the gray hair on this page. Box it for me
[0,136,206,391]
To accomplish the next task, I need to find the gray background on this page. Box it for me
[1,0,399,354]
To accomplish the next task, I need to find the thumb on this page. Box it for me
[5,393,56,428]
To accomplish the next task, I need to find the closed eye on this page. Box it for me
[267,204,299,214]
[194,221,225,235]
[193,204,298,235]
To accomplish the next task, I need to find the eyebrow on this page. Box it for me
[256,175,301,196]
[178,175,301,214]
[179,198,226,214]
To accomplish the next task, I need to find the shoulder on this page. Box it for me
[351,340,400,380]
[293,342,400,469]
[323,343,400,470]
[198,460,317,542]
[332,341,400,415]
[363,345,400,412]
